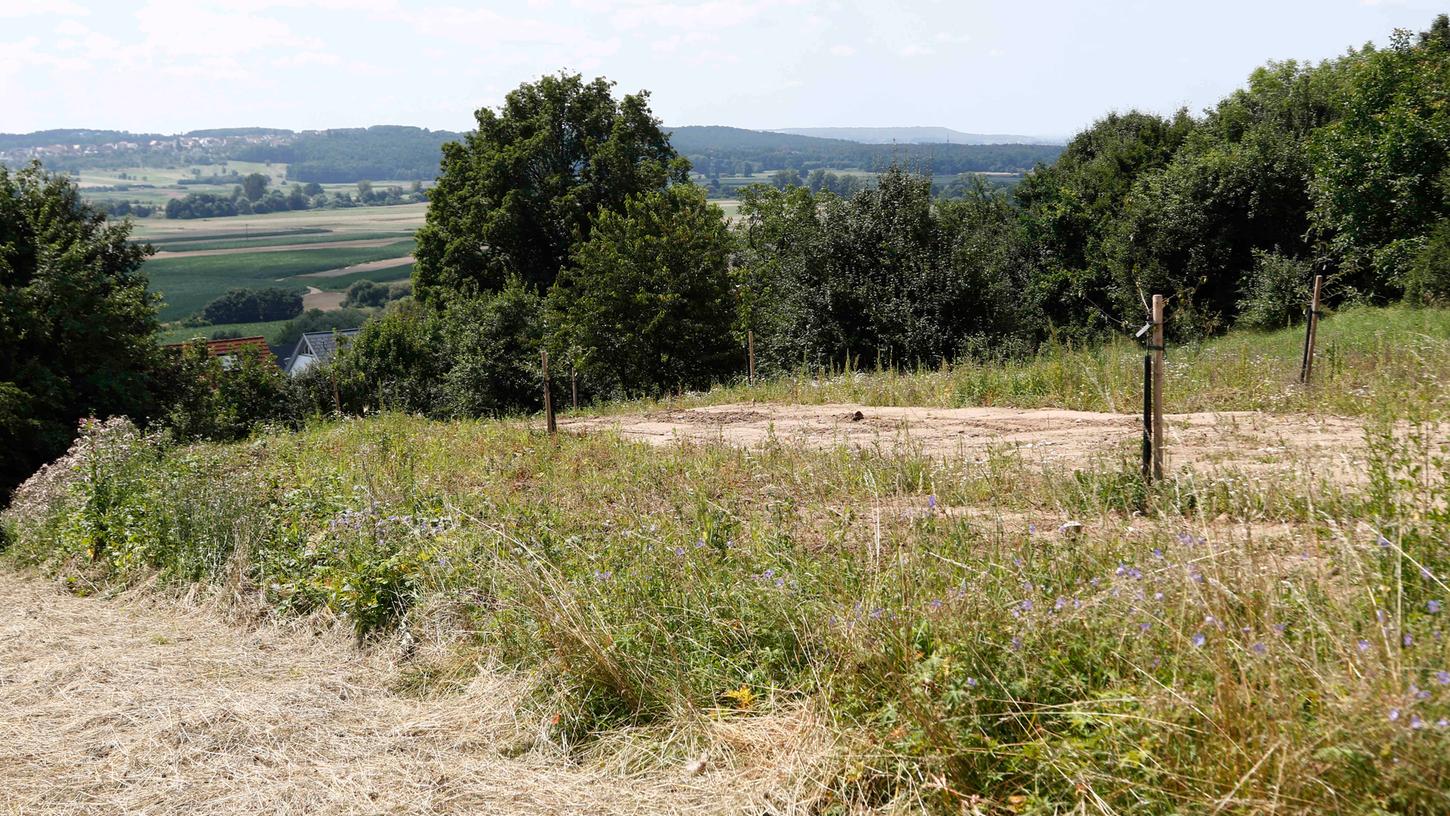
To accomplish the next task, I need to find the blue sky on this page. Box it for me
[1,0,1445,137]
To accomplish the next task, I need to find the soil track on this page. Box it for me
[564,403,1379,479]
[0,575,829,815]
[298,255,416,278]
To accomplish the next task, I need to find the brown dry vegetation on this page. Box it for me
[0,573,837,816]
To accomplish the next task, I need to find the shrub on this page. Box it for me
[201,287,304,324]
[1237,250,1313,330]
[1405,220,1450,305]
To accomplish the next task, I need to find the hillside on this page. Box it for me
[5,305,1450,813]
[668,124,1062,175]
[773,126,1059,145]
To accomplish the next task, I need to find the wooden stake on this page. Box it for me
[541,349,556,434]
[571,368,578,410]
[1142,353,1153,484]
[747,329,756,385]
[1151,294,1165,481]
[1299,274,1324,384]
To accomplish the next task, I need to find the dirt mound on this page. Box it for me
[0,575,832,815]
[564,403,1374,479]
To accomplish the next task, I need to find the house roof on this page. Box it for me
[162,335,274,359]
[284,327,361,372]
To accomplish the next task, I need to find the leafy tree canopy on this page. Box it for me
[0,163,160,497]
[414,72,688,301]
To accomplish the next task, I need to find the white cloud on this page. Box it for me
[0,0,88,17]
[829,44,855,56]
[899,44,934,57]
[134,0,322,57]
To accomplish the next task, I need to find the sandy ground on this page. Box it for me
[564,403,1378,479]
[0,574,832,815]
[302,286,346,312]
[298,255,416,278]
[152,238,408,259]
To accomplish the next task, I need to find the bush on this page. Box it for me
[1405,220,1450,305]
[161,340,298,441]
[201,288,304,324]
[1237,250,1313,330]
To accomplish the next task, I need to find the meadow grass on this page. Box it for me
[616,305,1450,419]
[5,306,1450,812]
[144,239,415,320]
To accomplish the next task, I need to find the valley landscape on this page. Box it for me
[3,6,1450,816]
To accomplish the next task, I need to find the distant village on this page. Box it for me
[0,131,308,166]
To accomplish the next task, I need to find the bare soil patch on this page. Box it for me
[0,574,831,815]
[298,255,416,279]
[564,403,1380,480]
[302,286,346,312]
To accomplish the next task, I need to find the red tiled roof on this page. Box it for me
[162,335,274,359]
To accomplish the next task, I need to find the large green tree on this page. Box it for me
[0,164,161,497]
[548,185,737,398]
[1310,14,1450,297]
[414,73,687,301]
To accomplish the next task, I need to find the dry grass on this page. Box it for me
[0,573,843,816]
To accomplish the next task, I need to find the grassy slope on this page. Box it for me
[630,305,1450,419]
[145,239,415,320]
[5,305,1449,813]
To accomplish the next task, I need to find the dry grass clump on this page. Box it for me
[0,574,845,816]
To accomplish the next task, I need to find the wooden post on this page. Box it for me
[541,349,556,434]
[1151,294,1165,481]
[747,330,756,385]
[1299,274,1324,384]
[1142,353,1153,484]
[571,368,578,410]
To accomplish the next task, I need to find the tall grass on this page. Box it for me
[611,306,1450,418]
[4,404,1447,812]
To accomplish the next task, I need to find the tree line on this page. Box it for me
[1,15,1446,500]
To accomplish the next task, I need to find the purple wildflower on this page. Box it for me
[674,546,685,557]
[1252,642,1267,655]
[1153,548,1163,559]
[1410,714,1425,730]
[928,598,944,611]
[927,495,937,510]
[1139,622,1151,634]
[1191,633,1206,648]
[1020,599,1034,612]
[1404,633,1414,648]
[1378,535,1392,549]
[965,676,978,688]
[1389,708,1401,722]
[1054,597,1067,612]
[1011,637,1023,651]
[1357,639,1371,653]
[1436,670,1449,685]
[1429,600,1442,614]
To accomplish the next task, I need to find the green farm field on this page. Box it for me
[145,236,415,321]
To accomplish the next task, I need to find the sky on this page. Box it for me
[1,0,1445,139]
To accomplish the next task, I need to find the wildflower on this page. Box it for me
[1152,548,1163,559]
[1020,599,1034,612]
[1429,600,1442,614]
[761,568,775,580]
[1357,639,1372,653]
[1376,608,1388,625]
[965,676,978,688]
[1403,633,1414,648]
[1204,615,1217,626]
[1139,622,1151,633]
[1388,708,1401,722]
[1440,719,1450,730]
[774,577,785,588]
[1154,592,1164,601]
[869,607,884,620]
[1436,671,1449,685]
[695,538,706,549]
[1272,623,1287,635]
[1378,535,1392,549]
[1028,524,1036,534]
[593,570,613,581]
[1054,597,1067,612]
[1412,684,1430,701]
[1410,714,1425,730]
[674,546,685,557]
[1421,567,1433,579]
[1191,633,1206,648]
[1011,637,1023,651]
[1252,642,1267,655]
[928,598,944,611]
[927,495,937,510]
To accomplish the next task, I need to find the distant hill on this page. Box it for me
[773,127,1060,145]
[4,124,1064,182]
[668,125,1062,176]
